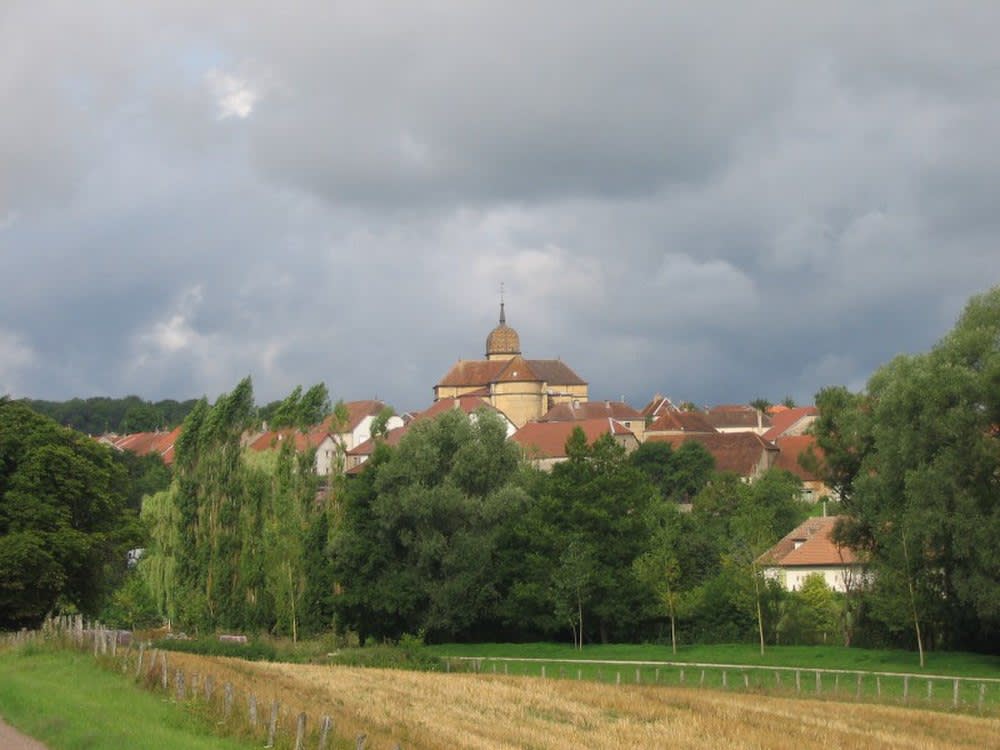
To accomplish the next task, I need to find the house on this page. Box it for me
[249,400,403,476]
[704,404,771,435]
[345,395,517,473]
[539,399,645,442]
[773,434,838,502]
[758,516,863,592]
[511,418,639,471]
[762,406,818,441]
[644,432,778,480]
[433,302,588,428]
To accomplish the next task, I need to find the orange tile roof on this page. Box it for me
[645,432,777,477]
[762,406,818,440]
[109,426,183,466]
[512,418,633,459]
[759,516,860,567]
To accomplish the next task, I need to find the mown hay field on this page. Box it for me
[160,650,1000,750]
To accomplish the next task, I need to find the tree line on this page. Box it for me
[22,395,201,435]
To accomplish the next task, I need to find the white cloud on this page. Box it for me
[206,69,258,120]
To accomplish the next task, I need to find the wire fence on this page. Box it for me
[442,655,1000,715]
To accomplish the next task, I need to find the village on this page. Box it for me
[93,302,853,597]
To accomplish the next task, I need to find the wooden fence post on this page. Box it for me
[834,674,839,694]
[856,673,862,699]
[267,699,280,747]
[876,677,882,698]
[204,674,214,702]
[699,670,705,687]
[655,668,660,683]
[743,673,749,689]
[815,671,821,695]
[679,668,685,685]
[318,715,333,750]
[795,670,801,694]
[722,671,727,689]
[979,683,986,713]
[175,669,185,700]
[927,679,933,701]
[135,645,145,679]
[577,669,582,681]
[161,653,169,691]
[953,679,960,709]
[774,671,780,688]
[294,712,307,750]
[615,671,621,686]
[903,675,909,703]
[504,663,508,676]
[635,668,640,684]
[541,665,546,679]
[223,683,234,720]
[249,693,258,728]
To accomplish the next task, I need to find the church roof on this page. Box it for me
[436,358,586,388]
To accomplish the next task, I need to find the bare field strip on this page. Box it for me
[161,651,1000,749]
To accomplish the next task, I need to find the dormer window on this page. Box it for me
[793,539,806,549]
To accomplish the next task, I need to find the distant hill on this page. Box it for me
[21,395,200,435]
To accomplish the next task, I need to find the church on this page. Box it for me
[433,301,589,428]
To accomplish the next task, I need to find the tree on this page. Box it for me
[749,398,772,413]
[331,408,523,641]
[0,400,138,627]
[634,502,687,653]
[812,286,1000,654]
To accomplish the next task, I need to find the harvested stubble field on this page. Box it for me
[161,650,999,750]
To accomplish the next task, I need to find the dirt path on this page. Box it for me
[0,717,48,750]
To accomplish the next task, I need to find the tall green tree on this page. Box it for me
[0,400,138,627]
[813,286,1000,654]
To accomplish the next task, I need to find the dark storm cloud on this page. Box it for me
[1,1,998,411]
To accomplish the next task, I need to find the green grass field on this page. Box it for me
[423,641,1000,677]
[0,646,252,750]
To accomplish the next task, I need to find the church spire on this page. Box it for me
[499,282,506,325]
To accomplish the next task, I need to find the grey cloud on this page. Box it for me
[1,1,998,412]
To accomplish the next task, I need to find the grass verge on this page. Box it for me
[0,646,252,750]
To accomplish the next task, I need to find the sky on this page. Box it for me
[2,2,998,412]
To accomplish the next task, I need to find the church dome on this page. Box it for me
[486,302,521,360]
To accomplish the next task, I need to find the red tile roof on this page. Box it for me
[762,406,818,440]
[512,418,634,459]
[759,516,860,567]
[435,358,586,388]
[647,409,717,434]
[645,432,777,477]
[704,405,772,430]
[773,435,823,482]
[540,400,642,422]
[640,394,673,419]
